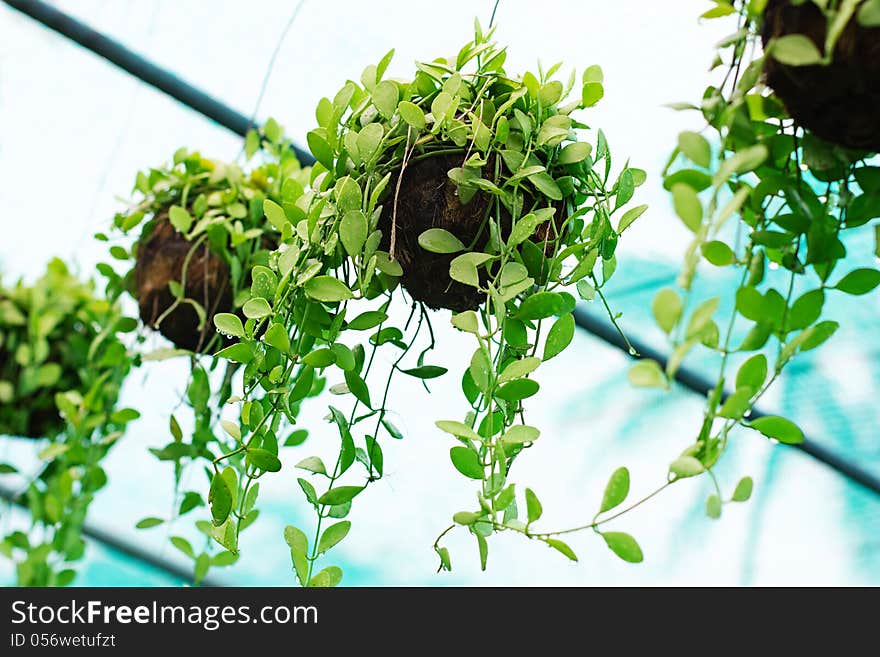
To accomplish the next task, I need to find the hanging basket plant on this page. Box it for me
[759,0,880,151]
[103,130,307,353]
[125,23,650,587]
[0,259,138,585]
[613,0,880,528]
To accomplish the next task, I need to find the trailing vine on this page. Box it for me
[621,0,880,525]
[0,259,138,585]
[103,124,312,584]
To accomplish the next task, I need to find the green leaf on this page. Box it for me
[495,378,539,401]
[652,288,683,334]
[318,521,351,554]
[735,354,767,391]
[449,446,483,479]
[747,415,804,444]
[706,495,722,519]
[860,0,880,25]
[672,183,703,231]
[732,476,754,502]
[38,443,70,461]
[678,131,712,168]
[214,342,255,364]
[263,323,291,353]
[627,360,668,389]
[346,310,387,331]
[304,276,354,302]
[401,365,447,379]
[581,81,604,107]
[209,471,233,524]
[246,448,282,472]
[701,240,735,266]
[168,205,193,233]
[528,171,563,200]
[451,310,480,334]
[263,199,290,230]
[498,357,541,383]
[543,313,575,360]
[398,101,426,130]
[525,488,542,523]
[372,79,399,118]
[453,511,481,526]
[558,142,592,164]
[284,525,310,586]
[599,467,630,514]
[618,204,648,233]
[602,532,643,563]
[449,252,492,288]
[307,130,335,168]
[340,210,368,256]
[136,517,164,529]
[296,456,326,475]
[500,425,540,445]
[418,228,465,254]
[545,538,578,562]
[788,289,825,330]
[517,292,565,320]
[436,420,481,441]
[833,268,880,295]
[356,123,384,162]
[170,536,194,559]
[317,486,363,506]
[669,456,704,478]
[242,297,272,319]
[214,313,245,338]
[769,34,823,66]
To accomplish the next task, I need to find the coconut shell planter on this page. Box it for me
[762,0,880,152]
[134,216,233,352]
[378,154,564,312]
[112,148,304,353]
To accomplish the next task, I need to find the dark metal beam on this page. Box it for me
[4,0,879,503]
[2,0,314,165]
[574,308,880,496]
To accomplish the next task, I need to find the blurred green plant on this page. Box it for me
[0,259,138,585]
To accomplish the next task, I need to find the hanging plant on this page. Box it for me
[102,123,306,353]
[173,22,650,586]
[0,259,138,585]
[102,126,312,584]
[621,0,880,525]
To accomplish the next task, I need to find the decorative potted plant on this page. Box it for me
[0,259,138,585]
[619,0,880,525]
[173,22,650,585]
[103,124,313,583]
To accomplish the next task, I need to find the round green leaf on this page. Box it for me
[747,415,804,444]
[418,228,465,254]
[449,446,484,479]
[304,276,354,302]
[602,531,643,563]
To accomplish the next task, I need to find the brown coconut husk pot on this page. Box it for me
[378,154,565,312]
[134,216,232,353]
[761,0,880,152]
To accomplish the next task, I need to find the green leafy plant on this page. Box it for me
[624,0,880,523]
[183,21,650,585]
[103,125,311,584]
[0,259,138,585]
